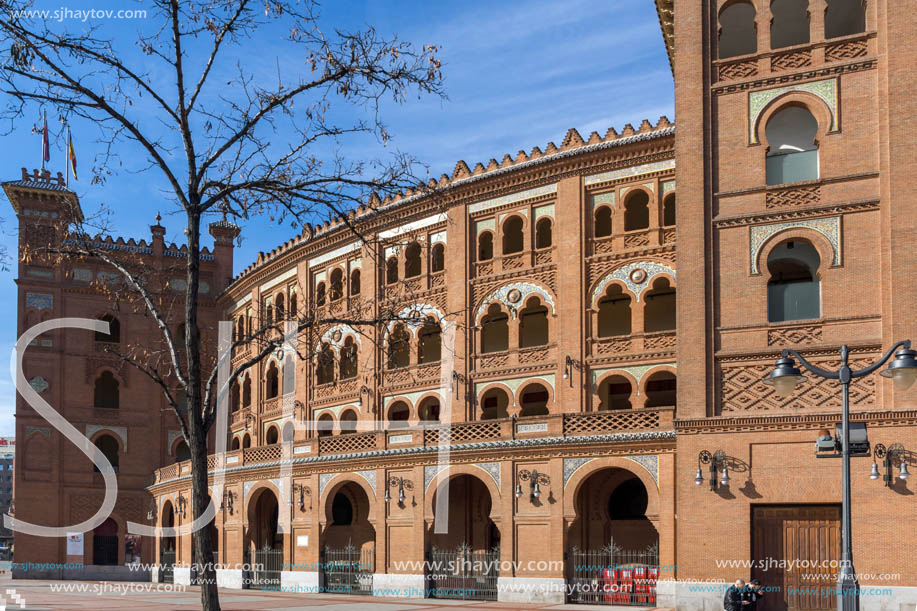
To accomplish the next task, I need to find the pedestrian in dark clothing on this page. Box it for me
[743,579,763,611]
[724,579,750,611]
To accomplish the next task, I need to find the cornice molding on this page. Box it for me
[676,410,917,434]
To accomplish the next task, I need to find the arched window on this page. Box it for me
[95,315,121,343]
[418,319,441,364]
[231,436,241,451]
[598,285,632,337]
[478,232,494,261]
[93,434,119,472]
[387,401,410,429]
[246,310,252,336]
[404,242,422,278]
[265,303,273,325]
[316,282,326,307]
[93,371,119,409]
[339,336,358,379]
[387,324,410,369]
[339,409,357,434]
[418,397,440,422]
[317,413,334,437]
[645,372,677,408]
[242,374,251,407]
[767,240,821,322]
[266,426,279,445]
[480,388,509,420]
[502,216,524,254]
[275,293,285,321]
[594,206,612,238]
[266,361,279,398]
[771,0,810,49]
[519,297,549,348]
[174,440,191,462]
[282,421,294,443]
[329,269,344,301]
[350,269,361,295]
[663,194,676,227]
[644,278,676,332]
[718,1,757,58]
[431,243,445,273]
[519,384,549,417]
[825,0,865,39]
[598,375,632,411]
[624,191,650,231]
[316,344,335,385]
[230,382,240,412]
[535,218,553,249]
[242,433,251,449]
[765,106,819,185]
[234,317,243,342]
[289,290,298,318]
[386,257,399,284]
[480,304,509,353]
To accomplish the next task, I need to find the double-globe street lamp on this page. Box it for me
[763,341,917,611]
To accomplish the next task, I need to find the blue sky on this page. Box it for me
[0,0,673,436]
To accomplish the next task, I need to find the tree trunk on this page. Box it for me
[190,435,220,610]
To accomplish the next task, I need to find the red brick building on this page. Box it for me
[6,0,917,608]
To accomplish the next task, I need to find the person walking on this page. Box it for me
[724,579,751,611]
[743,579,763,611]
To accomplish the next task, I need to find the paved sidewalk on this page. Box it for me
[0,575,668,610]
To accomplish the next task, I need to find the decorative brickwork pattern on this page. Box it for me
[767,325,823,346]
[718,60,758,81]
[319,432,377,455]
[424,421,501,446]
[562,410,661,436]
[771,50,812,72]
[765,184,821,209]
[825,39,868,62]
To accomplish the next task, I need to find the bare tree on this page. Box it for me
[0,1,444,608]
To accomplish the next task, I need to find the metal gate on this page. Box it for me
[568,542,659,606]
[321,543,375,595]
[160,549,175,584]
[428,544,499,601]
[250,546,283,590]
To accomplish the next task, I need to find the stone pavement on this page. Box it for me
[0,574,669,610]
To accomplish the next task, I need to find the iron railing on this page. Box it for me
[249,546,282,590]
[568,542,659,606]
[427,544,499,601]
[321,543,375,595]
[160,549,175,584]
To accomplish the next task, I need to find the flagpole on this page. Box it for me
[41,110,46,171]
[65,125,70,187]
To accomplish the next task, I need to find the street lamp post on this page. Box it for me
[764,341,917,611]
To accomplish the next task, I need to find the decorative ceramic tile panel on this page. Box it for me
[749,78,837,143]
[356,470,377,495]
[591,363,675,385]
[474,462,500,488]
[591,262,676,303]
[313,403,360,418]
[378,213,448,239]
[749,216,840,274]
[476,218,496,234]
[469,184,557,214]
[25,293,52,311]
[316,323,362,351]
[585,159,675,185]
[310,242,360,269]
[627,455,659,484]
[475,282,556,321]
[319,473,338,497]
[662,180,676,194]
[590,192,615,209]
[28,376,49,393]
[383,390,445,410]
[424,464,448,490]
[86,424,127,451]
[385,303,446,337]
[534,204,555,220]
[563,457,595,487]
[474,374,555,397]
[430,230,446,244]
[517,422,548,434]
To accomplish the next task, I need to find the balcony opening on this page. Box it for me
[275,293,285,321]
[290,290,297,318]
[231,382,241,412]
[316,344,334,385]
[480,388,509,420]
[266,361,280,398]
[597,375,632,411]
[316,282,326,306]
[478,232,494,261]
[481,304,509,353]
[330,269,344,301]
[386,257,399,285]
[94,371,120,409]
[519,384,549,417]
[387,401,410,429]
[644,278,676,332]
[419,397,440,423]
[519,297,549,348]
[350,269,361,296]
[317,414,333,438]
[418,319,442,364]
[242,375,251,407]
[339,409,358,434]
[93,434,119,473]
[766,106,819,185]
[645,372,677,408]
[405,242,422,278]
[535,218,553,249]
[623,191,649,231]
[339,337,358,380]
[594,206,612,238]
[174,440,191,462]
[719,1,758,58]
[663,193,676,227]
[825,0,865,39]
[771,0,810,49]
[597,285,632,337]
[431,243,445,273]
[231,437,241,451]
[95,314,121,343]
[243,433,251,448]
[266,426,279,445]
[767,240,821,322]
[387,324,410,369]
[502,216,524,255]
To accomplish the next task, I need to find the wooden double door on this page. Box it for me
[751,505,841,611]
